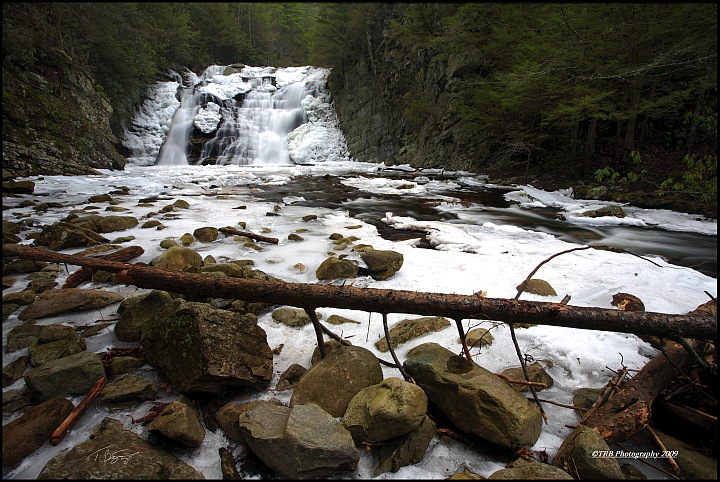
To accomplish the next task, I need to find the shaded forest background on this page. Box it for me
[2,2,717,210]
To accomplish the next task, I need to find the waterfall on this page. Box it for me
[155,87,201,166]
[145,65,338,167]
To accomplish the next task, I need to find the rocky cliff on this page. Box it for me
[2,48,126,178]
[327,18,492,172]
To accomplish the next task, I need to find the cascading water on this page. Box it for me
[143,65,340,166]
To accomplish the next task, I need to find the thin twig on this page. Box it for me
[645,425,682,477]
[508,322,547,423]
[381,312,413,382]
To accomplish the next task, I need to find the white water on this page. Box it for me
[145,66,334,166]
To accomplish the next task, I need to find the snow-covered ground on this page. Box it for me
[2,64,716,479]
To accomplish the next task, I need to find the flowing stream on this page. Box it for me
[126,64,717,280]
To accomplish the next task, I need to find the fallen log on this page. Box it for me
[50,376,107,445]
[62,246,144,288]
[9,246,716,340]
[582,339,695,443]
[218,227,278,244]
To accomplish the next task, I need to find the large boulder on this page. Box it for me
[236,400,359,479]
[290,345,383,417]
[115,290,174,342]
[37,418,203,479]
[375,316,451,353]
[315,256,359,280]
[359,249,404,280]
[30,221,109,251]
[148,395,205,447]
[28,327,86,367]
[141,298,273,394]
[500,361,554,392]
[403,342,543,449]
[342,377,428,444]
[150,245,202,272]
[2,398,74,468]
[24,350,106,402]
[18,288,124,321]
[372,415,437,477]
[553,425,624,479]
[490,459,574,479]
[69,214,139,233]
[96,374,157,410]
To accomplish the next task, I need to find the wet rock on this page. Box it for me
[276,363,307,390]
[2,180,35,194]
[404,342,543,449]
[150,245,202,272]
[2,398,74,468]
[310,339,346,365]
[106,356,144,377]
[3,258,49,274]
[573,387,602,415]
[373,415,437,477]
[6,324,42,352]
[97,374,157,410]
[148,395,205,447]
[462,327,494,348]
[18,288,125,321]
[342,377,428,444]
[501,361,554,392]
[28,327,86,367]
[516,278,557,296]
[69,214,139,233]
[553,425,624,479]
[194,226,218,242]
[580,205,625,218]
[31,221,109,250]
[142,298,273,394]
[291,345,383,417]
[200,262,244,277]
[272,307,321,327]
[3,356,29,387]
[236,400,359,479]
[490,459,574,479]
[2,288,36,305]
[115,290,175,342]
[24,350,106,402]
[326,314,362,325]
[315,256,359,280]
[159,238,180,249]
[37,418,203,479]
[360,249,404,280]
[375,316,451,353]
[88,193,113,203]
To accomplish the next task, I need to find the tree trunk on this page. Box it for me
[622,80,642,163]
[9,246,716,340]
[583,117,597,174]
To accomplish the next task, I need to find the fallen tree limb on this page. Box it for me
[50,376,107,445]
[8,246,717,340]
[582,340,694,443]
[62,246,145,288]
[219,227,278,244]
